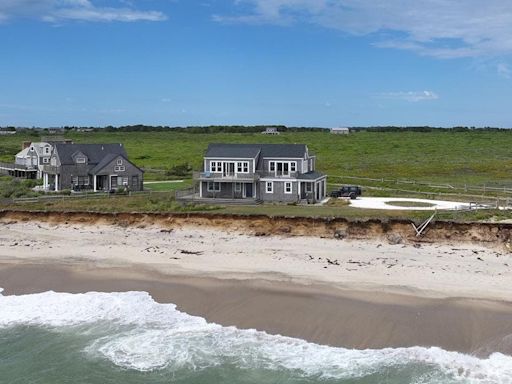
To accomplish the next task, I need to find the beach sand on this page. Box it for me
[1,219,512,355]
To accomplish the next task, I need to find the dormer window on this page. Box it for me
[76,157,86,164]
[30,146,34,152]
[45,147,50,154]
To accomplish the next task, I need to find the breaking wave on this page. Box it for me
[1,288,511,383]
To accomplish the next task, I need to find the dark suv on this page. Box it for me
[330,185,362,199]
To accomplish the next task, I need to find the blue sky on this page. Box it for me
[1,0,512,127]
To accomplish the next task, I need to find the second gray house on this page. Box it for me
[42,143,144,192]
[195,143,327,203]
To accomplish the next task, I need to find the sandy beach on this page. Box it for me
[1,218,512,355]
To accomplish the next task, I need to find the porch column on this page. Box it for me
[253,182,256,198]
[298,181,301,200]
[43,173,47,189]
[93,175,97,192]
[199,181,203,197]
[313,182,316,203]
[55,174,59,191]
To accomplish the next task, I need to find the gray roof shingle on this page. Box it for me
[205,143,307,159]
[55,143,127,165]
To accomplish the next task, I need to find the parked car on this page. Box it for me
[330,185,362,199]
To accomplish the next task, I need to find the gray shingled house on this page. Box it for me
[42,143,143,192]
[194,143,327,203]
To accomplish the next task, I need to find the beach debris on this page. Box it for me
[326,258,339,266]
[477,257,484,261]
[160,229,173,233]
[333,229,347,240]
[386,234,403,245]
[179,249,204,255]
[347,260,371,267]
[413,243,421,248]
[254,231,269,237]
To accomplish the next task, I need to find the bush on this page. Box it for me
[166,162,192,177]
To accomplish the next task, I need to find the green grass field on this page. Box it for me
[2,129,512,185]
[1,129,512,221]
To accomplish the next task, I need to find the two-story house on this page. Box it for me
[14,142,54,178]
[195,143,327,203]
[42,143,144,192]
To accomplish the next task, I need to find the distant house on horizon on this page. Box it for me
[191,143,327,203]
[42,143,144,192]
[261,127,280,135]
[330,127,350,135]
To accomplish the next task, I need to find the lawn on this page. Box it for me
[3,129,512,186]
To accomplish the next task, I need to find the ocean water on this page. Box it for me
[0,289,511,384]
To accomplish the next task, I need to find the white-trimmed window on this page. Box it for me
[44,147,50,154]
[306,183,313,193]
[290,162,296,172]
[210,161,221,173]
[207,181,221,192]
[114,166,125,172]
[285,182,292,194]
[237,161,249,173]
[266,181,273,193]
[123,177,128,186]
[234,182,242,192]
[117,159,123,166]
[269,162,275,172]
[76,157,86,164]
[42,157,49,164]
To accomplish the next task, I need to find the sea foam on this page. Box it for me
[1,289,511,383]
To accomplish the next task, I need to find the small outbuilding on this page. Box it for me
[330,127,350,134]
[261,127,280,135]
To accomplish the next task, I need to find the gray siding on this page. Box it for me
[201,181,255,199]
[95,156,144,191]
[259,180,299,202]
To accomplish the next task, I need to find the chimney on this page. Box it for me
[22,141,31,150]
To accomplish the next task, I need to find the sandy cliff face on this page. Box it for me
[1,209,511,249]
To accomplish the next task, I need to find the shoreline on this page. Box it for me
[2,263,512,356]
[1,218,512,356]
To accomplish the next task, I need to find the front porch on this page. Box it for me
[199,180,257,200]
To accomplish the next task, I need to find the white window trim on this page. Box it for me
[306,183,313,193]
[234,182,242,192]
[266,181,273,193]
[76,157,86,164]
[114,165,125,172]
[207,181,221,192]
[117,159,123,166]
[284,181,293,194]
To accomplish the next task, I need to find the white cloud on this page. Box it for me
[0,0,166,23]
[219,1,512,58]
[377,91,439,103]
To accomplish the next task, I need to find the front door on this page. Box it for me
[223,162,235,177]
[245,183,252,198]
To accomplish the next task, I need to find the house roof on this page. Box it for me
[205,143,307,159]
[297,171,326,180]
[55,143,127,165]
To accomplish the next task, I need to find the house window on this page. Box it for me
[76,157,86,164]
[269,162,275,172]
[237,161,249,173]
[117,159,123,166]
[114,166,125,172]
[234,182,242,192]
[123,177,128,186]
[306,183,313,193]
[132,176,139,188]
[266,181,273,193]
[44,147,50,154]
[207,182,221,192]
[43,158,49,164]
[285,182,292,194]
[210,161,221,173]
[117,176,123,186]
[290,162,296,172]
